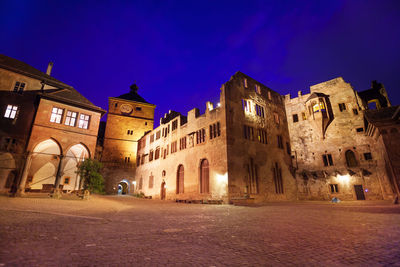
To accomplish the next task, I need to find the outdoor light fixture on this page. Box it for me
[217,102,221,107]
[337,174,350,183]
[132,181,136,185]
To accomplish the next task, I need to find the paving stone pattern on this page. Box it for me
[0,196,400,266]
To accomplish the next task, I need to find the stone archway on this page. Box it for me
[118,180,130,195]
[62,144,90,192]
[27,139,62,192]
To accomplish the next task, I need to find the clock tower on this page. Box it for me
[100,84,156,194]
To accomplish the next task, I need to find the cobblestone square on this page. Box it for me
[1,196,400,266]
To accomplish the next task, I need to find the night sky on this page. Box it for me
[1,0,399,125]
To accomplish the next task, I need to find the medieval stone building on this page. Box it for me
[135,72,298,203]
[0,54,104,195]
[98,85,155,194]
[284,78,396,201]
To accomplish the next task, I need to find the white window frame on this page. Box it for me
[50,107,64,123]
[4,105,18,119]
[64,111,77,126]
[78,113,90,129]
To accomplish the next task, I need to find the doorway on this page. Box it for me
[354,185,366,200]
[118,181,129,195]
[160,181,166,200]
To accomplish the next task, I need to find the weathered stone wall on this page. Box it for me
[135,91,228,201]
[225,72,298,202]
[285,77,388,200]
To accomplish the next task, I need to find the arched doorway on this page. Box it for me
[345,150,358,167]
[118,181,129,195]
[200,159,209,194]
[176,165,184,194]
[28,139,62,191]
[160,181,166,200]
[63,144,89,192]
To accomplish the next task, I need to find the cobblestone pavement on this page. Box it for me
[1,195,400,266]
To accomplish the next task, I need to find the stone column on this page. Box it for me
[52,155,64,198]
[16,152,32,196]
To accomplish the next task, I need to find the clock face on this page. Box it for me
[120,104,133,114]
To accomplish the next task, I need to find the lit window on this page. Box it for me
[78,114,90,129]
[312,102,319,113]
[242,99,252,113]
[50,107,64,123]
[64,111,77,126]
[243,78,248,88]
[255,84,261,94]
[4,105,18,119]
[13,81,26,92]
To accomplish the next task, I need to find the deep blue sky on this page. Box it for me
[1,0,399,125]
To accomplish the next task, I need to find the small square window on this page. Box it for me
[13,81,26,93]
[136,107,142,111]
[363,152,372,160]
[4,105,18,119]
[64,111,77,126]
[353,108,358,115]
[64,177,70,185]
[356,128,364,132]
[50,107,64,123]
[78,114,90,129]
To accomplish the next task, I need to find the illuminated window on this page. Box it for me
[302,112,306,120]
[312,102,320,113]
[13,81,26,92]
[4,105,18,119]
[243,78,248,88]
[329,184,339,193]
[255,84,261,94]
[50,107,64,123]
[242,99,252,113]
[78,114,90,129]
[64,111,77,126]
[319,102,325,110]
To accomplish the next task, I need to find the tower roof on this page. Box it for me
[116,84,148,103]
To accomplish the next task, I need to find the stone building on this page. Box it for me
[0,54,104,195]
[98,84,155,194]
[284,77,396,200]
[135,72,297,203]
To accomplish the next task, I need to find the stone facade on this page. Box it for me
[99,85,156,194]
[135,72,298,203]
[284,77,395,200]
[0,54,104,195]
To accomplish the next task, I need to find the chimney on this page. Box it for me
[46,62,54,76]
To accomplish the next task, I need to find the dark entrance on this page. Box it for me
[354,185,366,200]
[160,181,166,200]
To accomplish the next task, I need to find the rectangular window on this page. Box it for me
[64,177,70,185]
[64,111,77,126]
[273,162,284,194]
[156,130,161,140]
[172,119,178,131]
[244,125,254,141]
[171,141,177,153]
[155,147,160,159]
[50,107,64,123]
[180,137,187,150]
[286,142,291,155]
[255,84,261,94]
[292,114,299,123]
[338,103,346,112]
[257,129,267,144]
[242,99,251,113]
[209,122,221,139]
[267,91,272,100]
[302,112,306,120]
[78,114,90,129]
[149,150,154,161]
[353,108,359,115]
[329,184,339,193]
[196,129,206,144]
[363,152,373,160]
[243,78,248,88]
[150,134,154,143]
[356,128,364,132]
[4,105,18,119]
[255,104,265,118]
[13,81,26,93]
[322,154,334,166]
[277,135,283,149]
[124,156,130,163]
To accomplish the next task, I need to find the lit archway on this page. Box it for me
[28,139,61,191]
[118,179,130,195]
[62,144,90,192]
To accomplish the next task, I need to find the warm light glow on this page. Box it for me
[337,174,350,183]
[217,102,221,107]
[132,181,136,185]
[215,172,228,198]
[216,173,228,184]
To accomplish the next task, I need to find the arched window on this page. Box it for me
[200,159,209,194]
[345,150,358,167]
[176,165,184,194]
